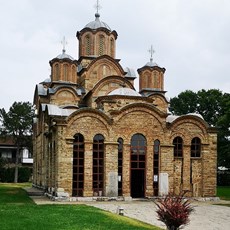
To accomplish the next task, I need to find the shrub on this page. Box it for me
[18,167,32,182]
[0,167,32,182]
[0,167,14,182]
[217,171,230,186]
[155,192,194,230]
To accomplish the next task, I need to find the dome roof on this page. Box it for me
[84,13,111,31]
[56,50,74,61]
[145,59,158,67]
[108,87,142,97]
[125,67,136,78]
[145,61,158,67]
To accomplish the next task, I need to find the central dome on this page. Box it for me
[108,88,142,97]
[84,13,111,31]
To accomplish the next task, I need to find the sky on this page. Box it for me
[0,0,230,111]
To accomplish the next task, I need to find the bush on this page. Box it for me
[155,192,194,230]
[18,167,32,182]
[0,168,15,182]
[217,171,230,186]
[0,167,32,182]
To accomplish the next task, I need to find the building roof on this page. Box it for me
[125,67,136,78]
[43,104,75,117]
[166,113,204,123]
[108,87,142,97]
[37,84,48,96]
[84,13,111,31]
[145,60,158,67]
[56,49,75,60]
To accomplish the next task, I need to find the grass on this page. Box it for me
[0,183,162,230]
[215,186,230,207]
[217,186,230,201]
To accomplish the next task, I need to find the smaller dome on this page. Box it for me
[125,67,136,78]
[145,60,158,67]
[84,13,111,31]
[56,50,74,61]
[166,115,179,123]
[43,78,51,83]
[108,87,142,97]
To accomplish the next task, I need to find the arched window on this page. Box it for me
[118,138,123,196]
[110,38,114,57]
[71,66,75,81]
[173,137,183,158]
[191,137,201,157]
[63,64,68,81]
[72,133,84,197]
[144,73,150,89]
[153,139,160,196]
[54,64,59,80]
[93,134,104,195]
[131,134,146,168]
[98,35,105,55]
[154,72,159,89]
[85,35,91,55]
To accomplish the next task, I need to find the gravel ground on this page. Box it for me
[31,195,230,230]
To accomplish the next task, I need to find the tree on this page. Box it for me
[170,89,230,168]
[216,95,230,168]
[0,102,34,182]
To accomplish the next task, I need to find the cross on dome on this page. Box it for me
[94,0,102,17]
[148,45,155,62]
[61,36,68,53]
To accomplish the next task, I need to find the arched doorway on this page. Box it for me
[130,134,146,198]
[72,133,84,197]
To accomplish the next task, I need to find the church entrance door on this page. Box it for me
[130,133,146,198]
[131,169,145,198]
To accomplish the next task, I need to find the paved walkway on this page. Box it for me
[31,196,230,230]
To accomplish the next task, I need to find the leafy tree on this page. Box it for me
[169,90,198,116]
[0,102,34,182]
[170,89,230,168]
[216,95,230,168]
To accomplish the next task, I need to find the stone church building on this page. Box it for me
[33,11,217,199]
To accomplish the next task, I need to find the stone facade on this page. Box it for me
[33,12,217,199]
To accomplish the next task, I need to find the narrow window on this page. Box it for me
[99,35,105,55]
[118,138,123,196]
[110,38,114,57]
[85,35,91,55]
[153,140,160,196]
[173,137,183,158]
[64,64,68,81]
[54,64,59,80]
[71,66,75,82]
[154,72,159,88]
[72,133,84,197]
[93,134,104,195]
[191,137,201,158]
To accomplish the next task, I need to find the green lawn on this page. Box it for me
[0,183,161,230]
[217,186,230,201]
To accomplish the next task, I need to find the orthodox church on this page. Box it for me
[33,8,217,199]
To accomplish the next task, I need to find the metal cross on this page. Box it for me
[148,45,155,61]
[61,36,67,53]
[95,0,102,14]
